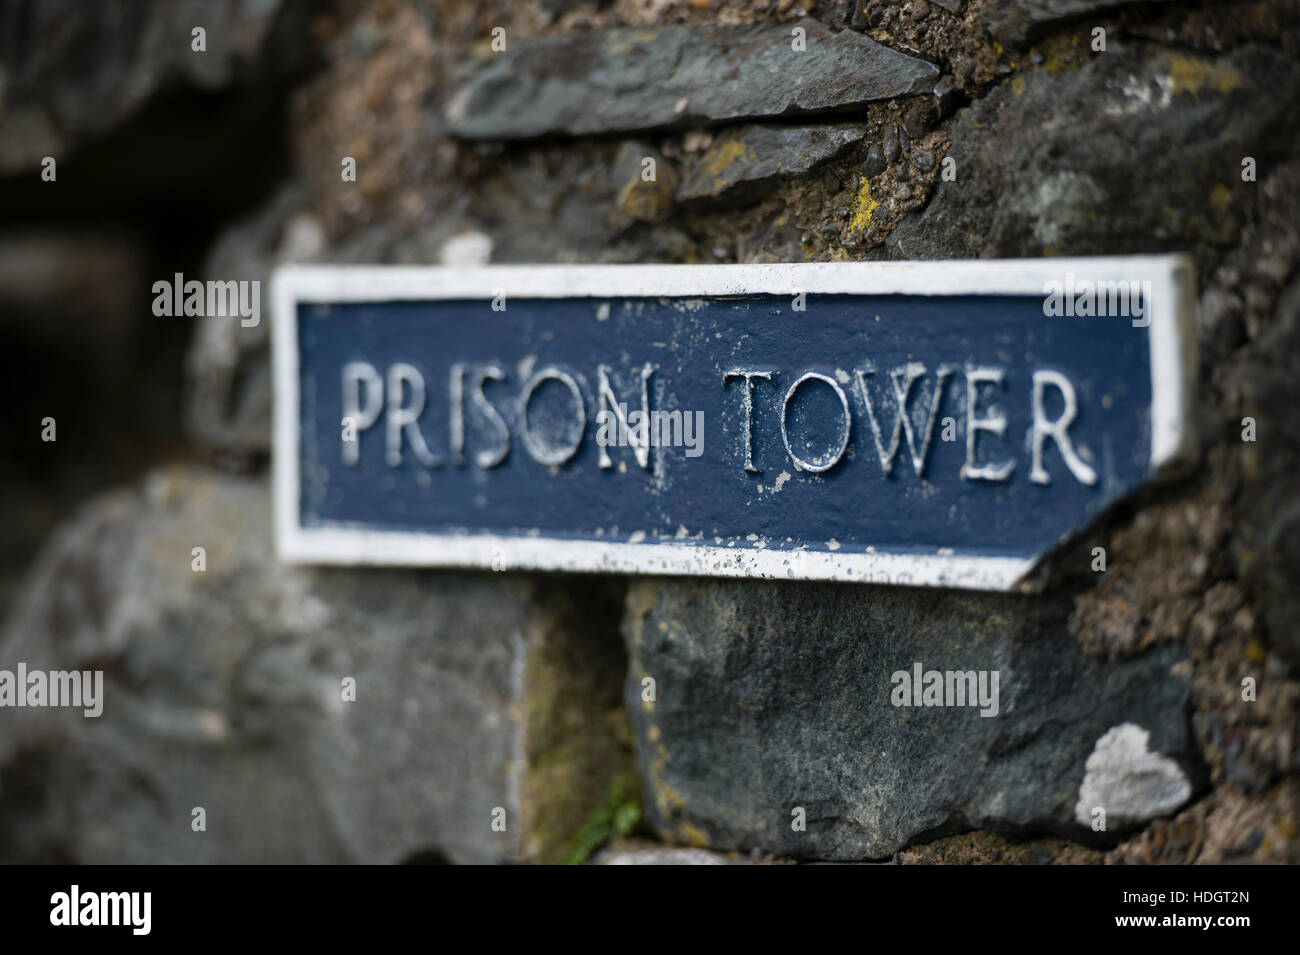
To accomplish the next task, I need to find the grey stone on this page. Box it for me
[850,1,872,32]
[933,0,964,13]
[984,1,1178,47]
[184,184,323,453]
[1232,209,1300,668]
[0,0,309,175]
[677,123,866,203]
[0,467,631,864]
[444,20,937,140]
[882,125,900,164]
[539,0,592,19]
[862,144,887,178]
[622,579,1198,860]
[886,45,1300,267]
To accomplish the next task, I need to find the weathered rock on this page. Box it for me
[184,184,324,453]
[677,123,866,203]
[444,20,937,140]
[0,0,311,175]
[622,579,1198,860]
[983,1,1178,47]
[886,44,1300,270]
[862,143,887,177]
[1235,274,1300,667]
[613,143,677,223]
[0,467,631,864]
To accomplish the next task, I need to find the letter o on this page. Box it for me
[519,367,586,467]
[780,372,851,473]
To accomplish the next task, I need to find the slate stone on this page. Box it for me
[444,20,937,140]
[677,123,866,202]
[985,1,1178,47]
[0,467,631,864]
[885,44,1300,268]
[622,579,1198,860]
[1235,269,1300,668]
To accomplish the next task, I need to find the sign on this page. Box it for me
[271,257,1195,590]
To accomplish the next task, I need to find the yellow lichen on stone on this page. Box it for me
[849,179,878,234]
[700,138,747,179]
[1210,183,1233,208]
[679,822,712,849]
[1169,55,1243,97]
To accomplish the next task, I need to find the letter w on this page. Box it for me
[856,363,952,477]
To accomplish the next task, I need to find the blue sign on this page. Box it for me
[272,259,1195,590]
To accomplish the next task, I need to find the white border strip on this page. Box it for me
[272,256,1196,591]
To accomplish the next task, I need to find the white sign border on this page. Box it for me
[272,256,1196,591]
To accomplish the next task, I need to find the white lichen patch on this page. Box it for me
[1074,722,1192,827]
[1105,72,1174,117]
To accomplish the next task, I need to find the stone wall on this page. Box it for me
[0,0,1297,863]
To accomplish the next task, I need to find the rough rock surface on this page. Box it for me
[0,0,312,174]
[184,184,324,453]
[885,43,1300,270]
[444,20,938,139]
[622,579,1198,860]
[677,123,867,203]
[983,0,1179,46]
[0,467,631,864]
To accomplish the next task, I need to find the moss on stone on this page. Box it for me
[560,771,643,865]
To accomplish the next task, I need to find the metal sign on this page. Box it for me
[272,257,1195,590]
